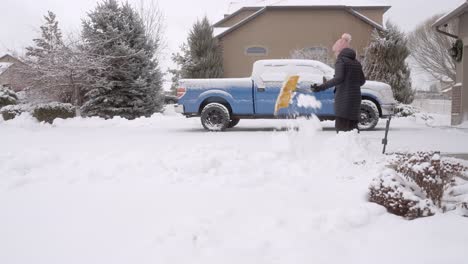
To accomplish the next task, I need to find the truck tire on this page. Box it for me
[228,118,240,128]
[201,103,231,131]
[358,100,380,131]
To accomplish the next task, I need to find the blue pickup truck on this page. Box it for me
[175,59,396,131]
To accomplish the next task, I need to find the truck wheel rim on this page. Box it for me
[206,109,223,125]
[360,108,375,128]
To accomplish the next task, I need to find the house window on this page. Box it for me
[291,47,332,66]
[245,46,267,56]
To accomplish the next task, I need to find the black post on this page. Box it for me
[382,116,392,154]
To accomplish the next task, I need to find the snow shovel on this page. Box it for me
[274,75,300,115]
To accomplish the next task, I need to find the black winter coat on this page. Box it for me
[317,48,366,121]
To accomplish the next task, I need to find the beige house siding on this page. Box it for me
[461,13,468,122]
[219,9,376,78]
[0,55,29,91]
[0,64,29,92]
[216,9,259,28]
[450,13,468,125]
[352,7,385,25]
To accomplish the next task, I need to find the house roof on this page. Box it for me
[433,0,468,27]
[214,5,386,39]
[226,0,391,14]
[0,54,25,65]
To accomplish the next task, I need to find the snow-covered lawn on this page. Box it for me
[1,110,467,264]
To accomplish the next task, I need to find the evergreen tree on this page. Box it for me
[171,16,223,84]
[363,21,414,104]
[81,0,163,119]
[26,11,64,60]
[24,11,70,102]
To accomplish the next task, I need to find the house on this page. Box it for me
[433,0,468,125]
[213,0,391,78]
[0,54,29,91]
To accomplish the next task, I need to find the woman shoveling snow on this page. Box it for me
[312,33,366,133]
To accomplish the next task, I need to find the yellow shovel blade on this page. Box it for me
[274,75,300,115]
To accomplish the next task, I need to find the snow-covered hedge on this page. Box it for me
[0,104,32,121]
[0,86,18,108]
[370,152,467,219]
[32,102,76,124]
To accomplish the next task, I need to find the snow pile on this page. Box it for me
[296,94,321,109]
[393,103,451,127]
[2,115,468,263]
[458,121,468,128]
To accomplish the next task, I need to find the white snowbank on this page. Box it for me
[1,111,468,264]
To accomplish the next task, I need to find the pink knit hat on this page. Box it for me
[332,33,352,57]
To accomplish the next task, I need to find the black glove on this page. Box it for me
[311,84,321,92]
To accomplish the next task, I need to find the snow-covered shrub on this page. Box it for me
[394,104,419,117]
[32,102,76,123]
[0,86,18,108]
[370,152,467,219]
[370,169,437,219]
[0,104,31,121]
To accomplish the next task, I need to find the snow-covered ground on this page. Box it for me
[1,108,468,264]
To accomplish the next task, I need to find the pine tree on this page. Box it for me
[363,21,414,104]
[171,16,223,83]
[26,11,64,60]
[24,11,70,102]
[80,0,163,119]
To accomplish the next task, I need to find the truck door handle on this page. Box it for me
[257,87,266,92]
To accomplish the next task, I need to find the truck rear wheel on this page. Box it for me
[228,118,240,128]
[358,100,380,131]
[201,103,231,131]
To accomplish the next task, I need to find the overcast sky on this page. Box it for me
[0,0,464,84]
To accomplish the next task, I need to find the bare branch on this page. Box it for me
[136,0,167,60]
[408,14,456,84]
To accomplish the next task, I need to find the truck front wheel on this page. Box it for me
[201,103,231,131]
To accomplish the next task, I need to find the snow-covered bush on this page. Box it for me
[370,169,437,219]
[370,152,467,219]
[32,102,76,123]
[394,104,419,117]
[0,104,31,121]
[0,86,18,108]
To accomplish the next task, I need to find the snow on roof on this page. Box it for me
[227,0,390,14]
[214,27,231,38]
[0,62,13,75]
[433,0,468,27]
[347,8,384,31]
